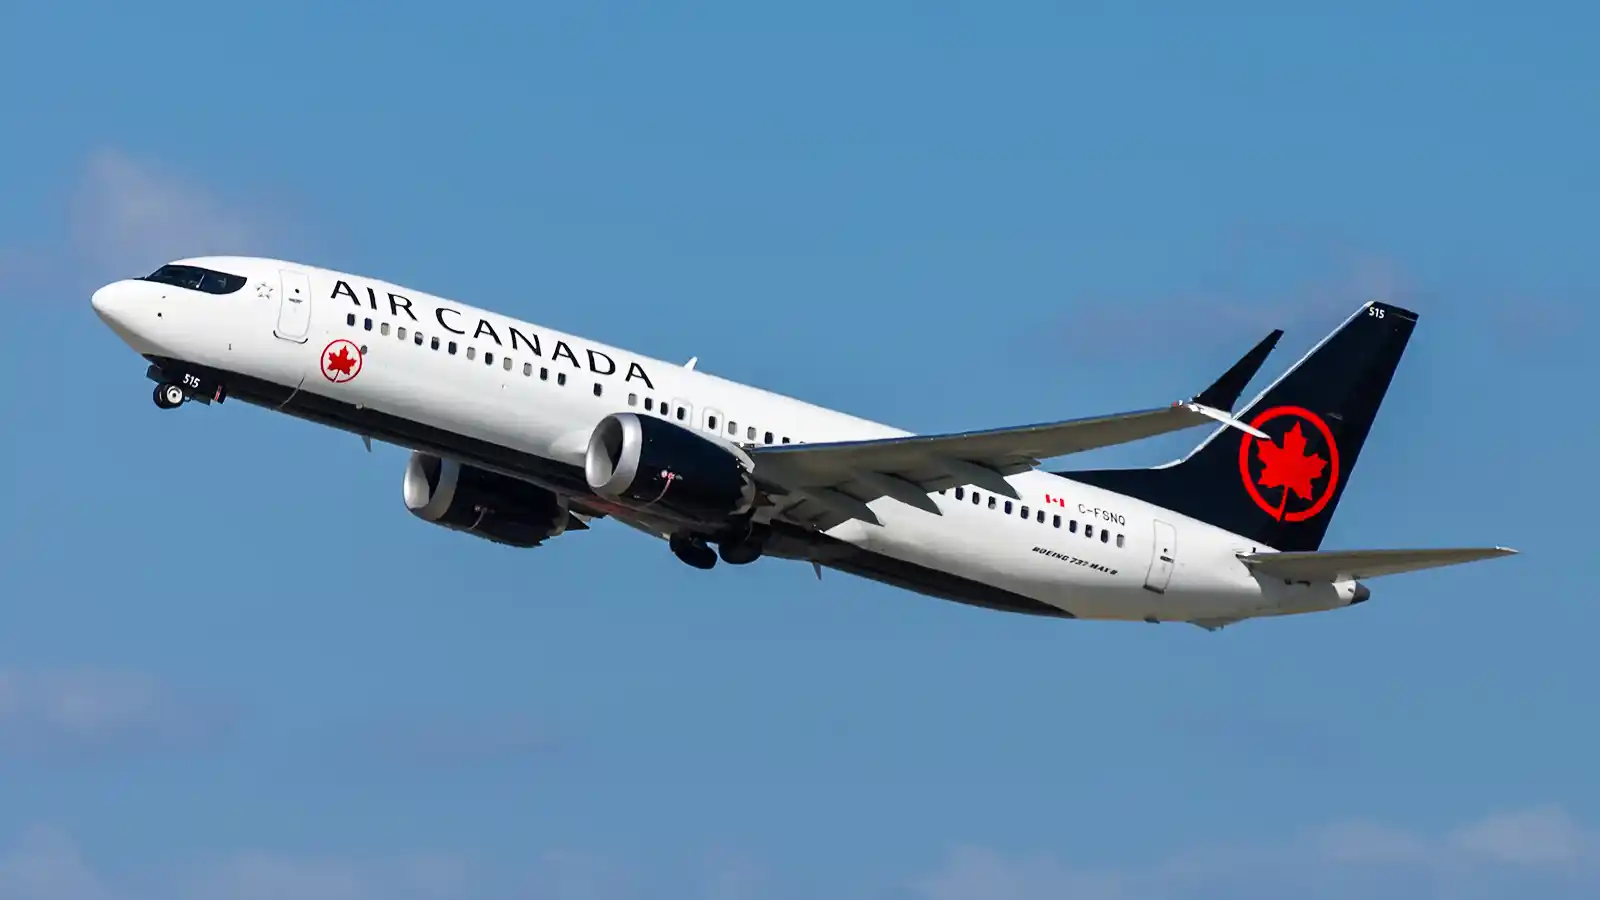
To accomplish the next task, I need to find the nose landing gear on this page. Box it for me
[153,383,187,409]
[145,363,226,410]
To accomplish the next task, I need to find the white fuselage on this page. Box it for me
[91,256,1362,624]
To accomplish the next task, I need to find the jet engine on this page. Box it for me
[584,412,757,525]
[402,452,579,548]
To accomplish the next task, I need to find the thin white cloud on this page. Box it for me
[1448,806,1596,868]
[0,668,229,759]
[914,806,1600,900]
[186,855,380,900]
[3,150,273,299]
[0,806,1591,900]
[0,828,117,900]
[68,149,259,279]
[1039,224,1417,364]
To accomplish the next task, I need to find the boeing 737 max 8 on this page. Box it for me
[90,257,1515,629]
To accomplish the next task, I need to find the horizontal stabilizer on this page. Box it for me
[1239,546,1518,582]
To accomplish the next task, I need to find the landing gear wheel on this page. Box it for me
[718,538,764,566]
[716,521,767,565]
[153,383,185,409]
[670,534,718,570]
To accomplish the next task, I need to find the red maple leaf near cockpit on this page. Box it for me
[1254,422,1327,519]
[326,346,356,377]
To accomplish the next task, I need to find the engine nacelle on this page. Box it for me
[584,412,757,525]
[402,452,574,548]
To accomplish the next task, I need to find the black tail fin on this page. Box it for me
[1065,301,1419,552]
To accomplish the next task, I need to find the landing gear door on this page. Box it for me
[1143,519,1176,594]
[274,269,313,343]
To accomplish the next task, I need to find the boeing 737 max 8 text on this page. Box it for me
[90,257,1516,629]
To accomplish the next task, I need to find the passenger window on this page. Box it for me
[398,327,407,340]
[1052,515,1061,528]
[972,492,980,505]
[1116,534,1125,548]
[747,426,756,440]
[1004,500,1012,514]
[540,368,549,381]
[557,372,567,386]
[644,398,654,410]
[1020,505,1029,519]
[593,383,603,396]
[431,337,440,350]
[677,407,686,421]
[1037,510,1045,523]
[708,415,718,430]
[629,393,638,406]
[524,362,532,376]
[728,421,737,435]
[782,437,791,444]
[364,318,373,331]
[483,351,493,365]
[139,263,247,294]
[764,431,773,444]
[1085,525,1094,539]
[448,341,458,355]
[414,332,423,346]
[1101,530,1110,543]
[955,487,965,500]
[381,322,391,336]
[346,313,356,326]
[467,347,476,360]
[503,357,512,371]
[988,496,997,510]
[1069,520,1077,532]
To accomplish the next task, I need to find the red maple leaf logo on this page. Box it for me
[326,346,356,376]
[1254,422,1327,519]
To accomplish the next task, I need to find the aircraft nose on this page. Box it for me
[91,280,149,348]
[91,281,127,321]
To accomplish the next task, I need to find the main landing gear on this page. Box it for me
[669,523,769,570]
[670,534,719,570]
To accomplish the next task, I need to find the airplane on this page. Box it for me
[89,257,1516,630]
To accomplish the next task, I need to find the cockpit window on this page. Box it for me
[140,264,248,295]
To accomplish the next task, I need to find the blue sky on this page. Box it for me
[1,2,1597,897]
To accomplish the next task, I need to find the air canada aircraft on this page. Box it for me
[91,257,1515,629]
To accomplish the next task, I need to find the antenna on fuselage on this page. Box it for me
[684,356,698,370]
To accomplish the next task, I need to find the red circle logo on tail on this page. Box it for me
[321,339,363,383]
[1237,405,1340,522]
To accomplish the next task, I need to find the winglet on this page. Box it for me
[1192,329,1283,411]
[1167,329,1281,441]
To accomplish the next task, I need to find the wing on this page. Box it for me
[1239,547,1518,582]
[750,329,1285,531]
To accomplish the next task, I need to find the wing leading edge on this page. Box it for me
[752,328,1286,530]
